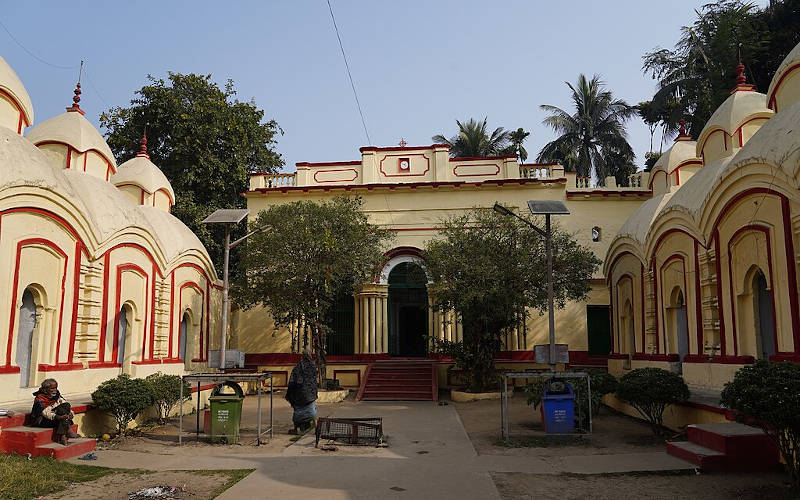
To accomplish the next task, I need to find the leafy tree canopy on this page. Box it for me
[237,196,394,382]
[100,73,284,271]
[433,118,511,158]
[537,74,637,186]
[642,0,800,138]
[424,208,600,391]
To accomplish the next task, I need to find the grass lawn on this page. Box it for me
[0,454,254,500]
[0,454,115,499]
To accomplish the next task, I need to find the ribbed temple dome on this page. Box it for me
[0,55,34,131]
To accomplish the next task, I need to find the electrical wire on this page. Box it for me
[0,19,78,70]
[326,0,371,145]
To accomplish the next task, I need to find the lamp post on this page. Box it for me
[201,208,262,372]
[493,200,570,368]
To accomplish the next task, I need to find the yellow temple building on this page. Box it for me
[0,56,221,406]
[605,43,800,401]
[236,133,654,389]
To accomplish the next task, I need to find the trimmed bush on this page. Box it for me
[721,360,800,489]
[91,374,155,435]
[616,367,689,436]
[145,372,191,423]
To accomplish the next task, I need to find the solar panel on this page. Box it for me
[201,209,250,224]
[527,200,570,215]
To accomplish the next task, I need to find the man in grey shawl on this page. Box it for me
[286,348,318,434]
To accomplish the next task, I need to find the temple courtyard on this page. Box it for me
[5,395,784,499]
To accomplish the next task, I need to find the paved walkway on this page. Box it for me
[70,401,693,499]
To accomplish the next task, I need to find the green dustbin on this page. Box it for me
[209,381,244,444]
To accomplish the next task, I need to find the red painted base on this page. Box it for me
[666,423,780,472]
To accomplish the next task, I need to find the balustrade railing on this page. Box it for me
[628,173,645,188]
[575,176,592,188]
[257,173,296,188]
[519,165,551,179]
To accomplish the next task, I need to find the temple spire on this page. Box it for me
[675,117,692,141]
[136,124,150,159]
[731,47,755,94]
[66,61,85,115]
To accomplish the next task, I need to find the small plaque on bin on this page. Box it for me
[534,344,569,364]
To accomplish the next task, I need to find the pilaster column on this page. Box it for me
[355,284,389,354]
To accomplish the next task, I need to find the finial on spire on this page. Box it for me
[66,60,85,114]
[731,45,754,93]
[398,138,408,148]
[136,124,150,159]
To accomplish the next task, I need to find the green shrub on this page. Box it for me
[721,361,800,489]
[616,367,689,436]
[145,372,191,423]
[91,374,155,435]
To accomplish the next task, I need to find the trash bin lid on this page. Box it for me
[211,381,245,399]
[542,379,574,397]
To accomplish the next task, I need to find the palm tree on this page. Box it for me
[432,118,510,158]
[537,74,637,186]
[504,128,531,162]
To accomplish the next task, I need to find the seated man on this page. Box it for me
[30,378,79,445]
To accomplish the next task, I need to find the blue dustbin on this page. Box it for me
[541,379,575,434]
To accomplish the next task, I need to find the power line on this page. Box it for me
[326,0,371,145]
[0,19,77,70]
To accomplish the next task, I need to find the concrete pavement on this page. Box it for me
[71,401,694,499]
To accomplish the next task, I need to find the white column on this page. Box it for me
[361,297,369,353]
[353,297,361,353]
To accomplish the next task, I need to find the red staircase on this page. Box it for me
[666,422,780,472]
[357,360,438,402]
[0,413,96,460]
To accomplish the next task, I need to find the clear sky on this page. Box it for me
[3,0,768,172]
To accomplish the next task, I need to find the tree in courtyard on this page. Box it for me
[100,73,284,272]
[432,118,511,158]
[537,74,637,186]
[721,360,800,489]
[616,367,689,437]
[236,196,394,385]
[641,0,800,137]
[423,208,601,392]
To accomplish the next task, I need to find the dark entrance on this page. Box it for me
[388,262,428,357]
[586,305,611,356]
[326,292,355,355]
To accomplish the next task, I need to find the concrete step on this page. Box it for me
[666,441,726,471]
[364,379,431,387]
[686,423,779,459]
[1,425,79,449]
[361,394,433,401]
[34,438,96,460]
[0,414,27,428]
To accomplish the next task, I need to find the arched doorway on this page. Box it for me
[753,270,776,360]
[180,312,189,361]
[16,289,37,387]
[671,289,689,363]
[388,262,428,357]
[622,299,634,354]
[117,304,133,368]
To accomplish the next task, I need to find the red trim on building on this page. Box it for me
[295,160,362,167]
[111,263,149,365]
[767,62,800,111]
[452,163,501,177]
[245,177,568,195]
[727,225,778,357]
[379,153,430,178]
[658,254,690,358]
[313,168,359,183]
[5,238,69,371]
[714,232,727,355]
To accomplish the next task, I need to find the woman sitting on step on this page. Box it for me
[30,378,79,445]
